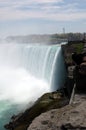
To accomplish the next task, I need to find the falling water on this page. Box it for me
[0,43,66,129]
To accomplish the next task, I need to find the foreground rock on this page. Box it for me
[5,91,69,130]
[28,94,86,130]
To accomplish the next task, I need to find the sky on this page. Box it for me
[0,0,86,37]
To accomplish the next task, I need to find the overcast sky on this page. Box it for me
[0,0,86,37]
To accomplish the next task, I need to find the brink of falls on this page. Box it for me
[0,43,66,130]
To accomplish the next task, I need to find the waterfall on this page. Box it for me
[0,43,66,130]
[0,43,67,102]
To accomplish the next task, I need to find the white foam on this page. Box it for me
[0,65,49,104]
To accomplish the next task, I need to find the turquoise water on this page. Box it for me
[0,100,20,130]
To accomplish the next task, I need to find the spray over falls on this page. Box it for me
[0,43,66,130]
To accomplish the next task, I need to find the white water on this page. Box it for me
[0,66,49,103]
[0,43,66,129]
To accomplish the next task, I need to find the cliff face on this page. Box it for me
[62,42,86,95]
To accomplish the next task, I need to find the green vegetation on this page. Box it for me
[72,43,84,53]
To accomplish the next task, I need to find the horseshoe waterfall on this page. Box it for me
[0,43,66,129]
